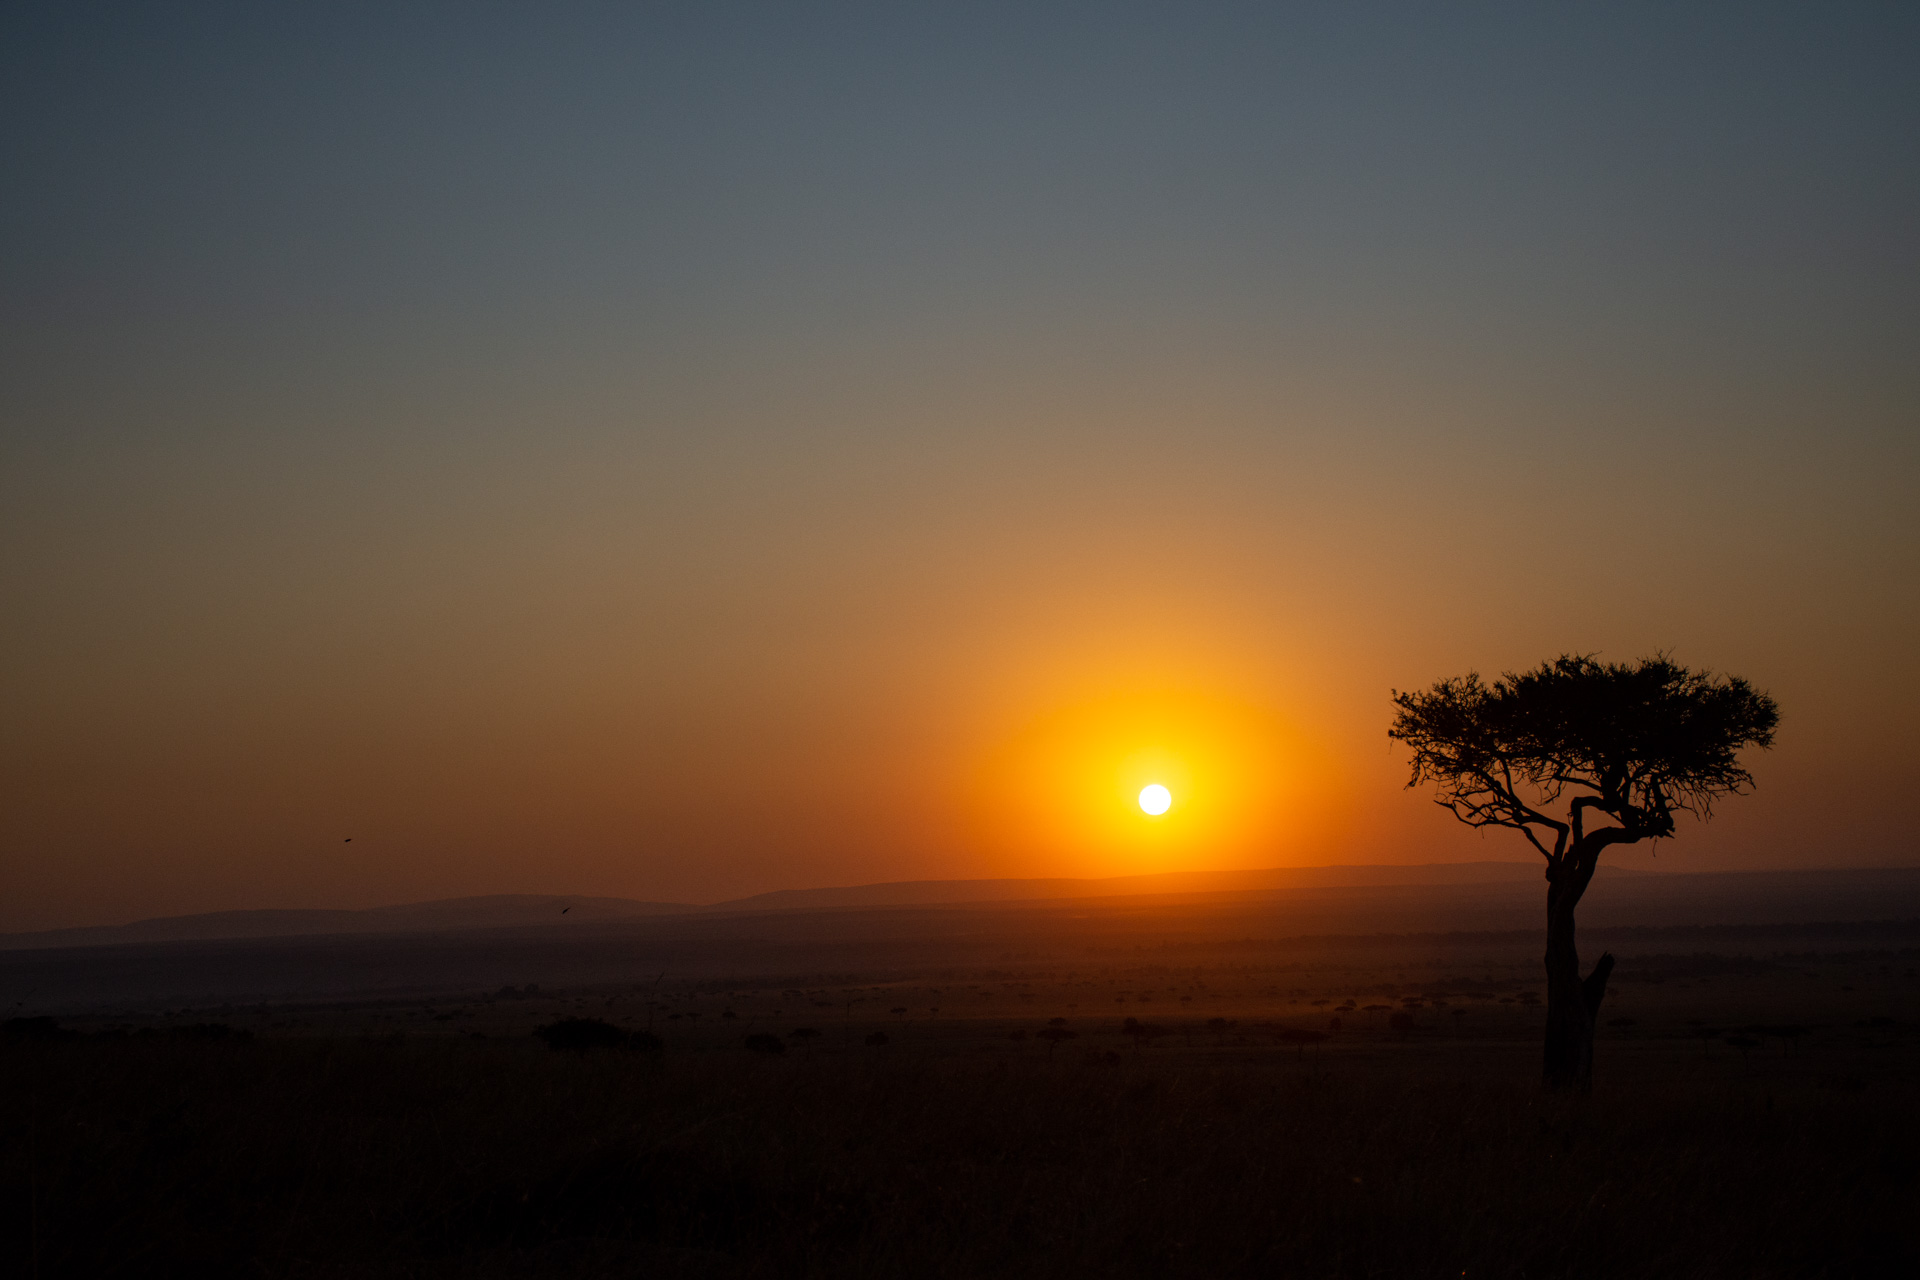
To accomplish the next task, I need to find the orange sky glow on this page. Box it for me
[2,6,1916,932]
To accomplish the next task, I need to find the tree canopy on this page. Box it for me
[1388,655,1779,871]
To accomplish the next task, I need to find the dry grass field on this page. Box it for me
[6,924,1918,1279]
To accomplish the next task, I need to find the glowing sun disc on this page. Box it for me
[1138,784,1172,816]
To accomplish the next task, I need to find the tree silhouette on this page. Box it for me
[1036,1026,1077,1057]
[1120,1016,1168,1052]
[1034,1017,1077,1060]
[1391,654,1777,1089]
[1278,1028,1328,1056]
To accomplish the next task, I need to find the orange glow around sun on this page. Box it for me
[969,687,1327,876]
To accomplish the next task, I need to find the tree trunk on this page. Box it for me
[1542,867,1614,1090]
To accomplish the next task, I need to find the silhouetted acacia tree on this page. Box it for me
[1390,654,1777,1089]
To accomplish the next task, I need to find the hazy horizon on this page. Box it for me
[10,856,1576,938]
[5,3,1917,933]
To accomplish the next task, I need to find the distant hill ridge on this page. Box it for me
[5,862,1543,949]
[717,860,1559,913]
[0,895,698,951]
[8,862,1919,952]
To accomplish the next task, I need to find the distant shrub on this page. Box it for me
[171,1023,253,1043]
[744,1033,785,1054]
[2,1016,75,1043]
[533,1018,640,1052]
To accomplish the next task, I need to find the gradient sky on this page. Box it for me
[4,2,1916,931]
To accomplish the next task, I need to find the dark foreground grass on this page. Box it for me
[4,1035,1916,1279]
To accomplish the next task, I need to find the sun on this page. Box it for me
[970,685,1334,877]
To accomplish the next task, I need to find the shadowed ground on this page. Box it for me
[4,1026,1917,1279]
[4,875,1917,1277]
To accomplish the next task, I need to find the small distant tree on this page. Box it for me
[1278,1028,1328,1056]
[1391,654,1777,1089]
[1036,1025,1077,1058]
[789,1027,821,1053]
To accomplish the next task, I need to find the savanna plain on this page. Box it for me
[5,888,1919,1280]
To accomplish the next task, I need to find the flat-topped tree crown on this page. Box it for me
[1389,654,1778,871]
[1388,653,1779,1089]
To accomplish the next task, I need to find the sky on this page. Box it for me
[3,2,1916,932]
